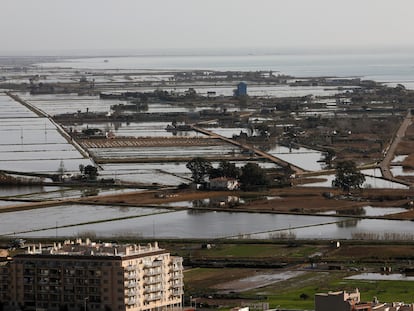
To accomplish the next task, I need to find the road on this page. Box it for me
[380,110,412,182]
[191,125,305,175]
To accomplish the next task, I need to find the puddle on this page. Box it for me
[214,271,305,293]
[346,273,414,281]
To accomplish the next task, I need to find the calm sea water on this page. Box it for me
[38,51,414,87]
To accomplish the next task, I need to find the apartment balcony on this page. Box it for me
[143,286,163,294]
[143,277,161,285]
[144,261,163,269]
[125,265,136,272]
[170,274,182,280]
[171,282,183,288]
[169,265,182,272]
[171,289,183,296]
[126,298,136,306]
[146,294,162,302]
[126,281,137,288]
[143,270,162,276]
[125,272,137,280]
[126,289,137,297]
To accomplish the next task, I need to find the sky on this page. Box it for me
[1,0,414,55]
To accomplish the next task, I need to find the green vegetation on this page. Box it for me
[186,157,213,184]
[180,241,414,310]
[185,158,271,190]
[333,160,365,191]
[239,162,270,191]
[333,279,414,304]
[190,243,320,259]
[243,272,414,309]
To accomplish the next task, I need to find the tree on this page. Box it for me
[84,165,98,181]
[219,160,240,179]
[186,157,212,184]
[210,160,241,179]
[239,163,270,191]
[332,160,365,192]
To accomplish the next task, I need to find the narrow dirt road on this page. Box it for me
[380,110,412,181]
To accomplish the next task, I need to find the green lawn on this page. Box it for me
[191,243,321,258]
[245,272,414,309]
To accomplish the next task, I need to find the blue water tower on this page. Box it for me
[235,82,247,97]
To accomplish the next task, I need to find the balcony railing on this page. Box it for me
[144,261,163,269]
[146,294,162,302]
[126,281,137,288]
[144,286,163,294]
[126,298,136,306]
[126,289,137,297]
[143,277,161,285]
[126,272,137,279]
[126,265,136,272]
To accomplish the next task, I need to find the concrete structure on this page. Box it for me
[315,289,414,311]
[315,289,370,311]
[0,239,183,311]
[372,303,414,311]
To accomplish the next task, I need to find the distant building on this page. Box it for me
[315,289,414,311]
[314,289,368,311]
[234,82,247,97]
[209,177,239,190]
[0,239,183,311]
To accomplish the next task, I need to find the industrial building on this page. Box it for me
[0,239,183,311]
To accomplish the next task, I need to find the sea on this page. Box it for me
[36,49,414,89]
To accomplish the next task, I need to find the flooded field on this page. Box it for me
[302,171,409,189]
[0,93,91,173]
[0,205,412,240]
[0,204,172,237]
[214,270,306,293]
[99,161,278,185]
[319,206,408,217]
[1,59,412,243]
[267,145,325,171]
[346,273,414,281]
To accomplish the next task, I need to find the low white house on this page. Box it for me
[209,177,239,190]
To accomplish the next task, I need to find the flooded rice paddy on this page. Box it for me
[0,204,412,240]
[302,169,409,189]
[0,94,91,173]
[1,60,412,241]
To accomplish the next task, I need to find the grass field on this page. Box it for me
[181,240,414,310]
[185,268,414,310]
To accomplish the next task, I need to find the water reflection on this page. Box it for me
[336,218,360,228]
[336,206,366,216]
[2,206,412,241]
[346,273,414,281]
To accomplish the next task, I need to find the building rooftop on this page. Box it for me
[24,238,164,258]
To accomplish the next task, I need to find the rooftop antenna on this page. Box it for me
[20,127,24,144]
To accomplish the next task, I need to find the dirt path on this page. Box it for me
[380,111,412,182]
[191,125,305,175]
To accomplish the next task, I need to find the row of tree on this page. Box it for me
[186,157,271,191]
[186,157,366,192]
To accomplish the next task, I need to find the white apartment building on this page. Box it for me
[1,239,183,311]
